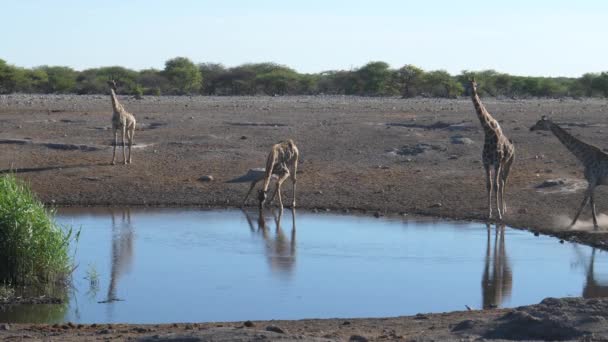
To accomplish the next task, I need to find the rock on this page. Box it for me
[265,325,286,334]
[450,135,474,145]
[243,320,254,327]
[430,203,442,208]
[414,313,429,320]
[451,319,476,331]
[349,335,369,342]
[342,321,351,325]
[536,179,565,188]
[373,211,382,218]
[240,135,247,140]
[0,323,9,330]
[559,240,565,244]
[198,175,214,182]
[448,155,458,160]
[534,232,540,237]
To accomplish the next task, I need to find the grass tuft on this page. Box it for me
[0,175,76,285]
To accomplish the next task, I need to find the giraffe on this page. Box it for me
[108,80,136,165]
[470,79,515,220]
[258,139,299,211]
[530,116,608,229]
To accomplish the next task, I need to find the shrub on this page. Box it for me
[0,175,76,285]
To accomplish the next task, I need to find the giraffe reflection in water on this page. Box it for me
[481,223,512,309]
[101,208,134,304]
[242,208,296,277]
[572,247,608,298]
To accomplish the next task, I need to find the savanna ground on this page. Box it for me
[1,94,608,341]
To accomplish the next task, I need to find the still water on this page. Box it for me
[1,208,607,324]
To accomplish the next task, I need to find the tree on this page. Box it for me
[396,64,424,98]
[198,63,226,95]
[422,70,462,98]
[137,68,167,95]
[163,57,202,95]
[591,72,608,97]
[39,66,77,93]
[356,61,391,96]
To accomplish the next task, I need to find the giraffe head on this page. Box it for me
[257,189,267,205]
[107,79,118,91]
[530,116,552,131]
[469,78,478,92]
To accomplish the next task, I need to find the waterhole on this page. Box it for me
[1,208,606,324]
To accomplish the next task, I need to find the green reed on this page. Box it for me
[0,175,77,285]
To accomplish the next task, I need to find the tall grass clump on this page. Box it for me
[0,175,75,285]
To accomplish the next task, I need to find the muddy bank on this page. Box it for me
[1,297,607,341]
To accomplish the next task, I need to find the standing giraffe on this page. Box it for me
[530,116,608,229]
[470,79,515,220]
[258,139,299,211]
[108,80,136,165]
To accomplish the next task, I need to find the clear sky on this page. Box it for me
[2,0,606,77]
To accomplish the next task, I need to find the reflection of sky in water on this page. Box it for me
[1,208,607,324]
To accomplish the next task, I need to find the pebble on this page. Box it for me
[198,175,214,182]
[349,335,369,342]
[265,325,286,334]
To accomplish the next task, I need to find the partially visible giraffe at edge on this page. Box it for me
[108,80,136,165]
[258,139,299,211]
[530,116,608,230]
[470,79,515,220]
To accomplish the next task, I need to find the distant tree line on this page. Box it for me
[1,57,608,98]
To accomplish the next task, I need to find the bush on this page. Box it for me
[0,175,76,285]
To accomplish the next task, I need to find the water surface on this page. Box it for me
[1,208,607,324]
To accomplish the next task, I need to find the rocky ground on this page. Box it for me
[1,94,608,340]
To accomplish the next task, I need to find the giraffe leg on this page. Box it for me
[268,183,280,205]
[571,186,593,227]
[111,129,118,165]
[127,127,134,164]
[291,156,298,208]
[500,155,514,215]
[242,180,258,207]
[485,165,493,220]
[494,164,503,220]
[121,127,127,165]
[275,171,291,212]
[590,190,599,230]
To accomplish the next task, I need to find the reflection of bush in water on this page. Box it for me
[0,302,68,324]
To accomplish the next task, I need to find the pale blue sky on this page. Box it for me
[2,0,606,76]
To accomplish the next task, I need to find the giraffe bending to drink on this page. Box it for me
[470,79,515,220]
[530,116,608,230]
[108,80,136,165]
[258,139,299,211]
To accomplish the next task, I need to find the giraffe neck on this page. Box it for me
[547,121,598,164]
[471,89,498,136]
[110,88,124,113]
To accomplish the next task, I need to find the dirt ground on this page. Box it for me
[2,94,608,340]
